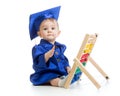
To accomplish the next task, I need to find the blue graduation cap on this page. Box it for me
[29,6,61,40]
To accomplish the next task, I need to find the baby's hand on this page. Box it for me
[66,66,71,73]
[45,46,55,62]
[48,46,55,58]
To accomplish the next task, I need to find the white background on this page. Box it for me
[0,0,120,96]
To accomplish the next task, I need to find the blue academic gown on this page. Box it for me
[30,39,70,85]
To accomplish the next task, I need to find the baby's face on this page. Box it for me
[38,19,60,44]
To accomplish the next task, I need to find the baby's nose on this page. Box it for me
[48,29,52,33]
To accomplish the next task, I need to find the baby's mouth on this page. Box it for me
[47,34,53,36]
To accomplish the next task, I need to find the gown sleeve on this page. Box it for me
[63,55,70,67]
[60,44,70,68]
[32,45,47,72]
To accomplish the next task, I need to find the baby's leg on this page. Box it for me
[50,76,68,87]
[49,78,60,87]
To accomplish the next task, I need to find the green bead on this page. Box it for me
[82,62,86,66]
[75,67,81,74]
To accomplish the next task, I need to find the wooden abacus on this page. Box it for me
[64,34,109,89]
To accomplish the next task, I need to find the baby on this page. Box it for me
[29,6,81,87]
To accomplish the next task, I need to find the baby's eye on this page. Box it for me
[43,28,47,30]
[51,27,55,30]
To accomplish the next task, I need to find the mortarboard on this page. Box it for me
[29,6,61,40]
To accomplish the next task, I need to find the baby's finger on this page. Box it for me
[52,46,55,51]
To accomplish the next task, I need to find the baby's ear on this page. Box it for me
[37,31,40,35]
[57,30,61,36]
[37,31,42,37]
